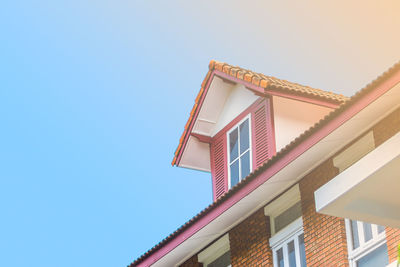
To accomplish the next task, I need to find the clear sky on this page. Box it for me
[1,1,399,267]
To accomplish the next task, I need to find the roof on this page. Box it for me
[131,60,400,267]
[171,60,349,166]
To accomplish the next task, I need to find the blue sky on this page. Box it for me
[1,1,399,267]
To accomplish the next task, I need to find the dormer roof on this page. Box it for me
[132,60,400,267]
[172,60,349,169]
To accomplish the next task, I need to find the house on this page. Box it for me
[130,60,400,267]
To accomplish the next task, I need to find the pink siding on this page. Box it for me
[210,134,228,201]
[137,67,400,267]
[251,98,275,169]
[210,97,276,200]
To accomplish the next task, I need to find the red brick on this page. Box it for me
[229,209,273,267]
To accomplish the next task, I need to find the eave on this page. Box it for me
[172,60,348,171]
[132,61,400,267]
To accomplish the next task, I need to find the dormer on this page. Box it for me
[172,61,348,201]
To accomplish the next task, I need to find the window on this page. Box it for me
[265,185,306,267]
[207,251,231,267]
[227,116,251,188]
[210,99,273,200]
[198,234,231,267]
[345,219,388,267]
[271,218,306,267]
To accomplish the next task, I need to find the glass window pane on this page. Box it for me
[363,222,373,242]
[208,251,231,267]
[351,220,360,249]
[229,128,239,162]
[377,225,385,234]
[240,151,250,179]
[298,233,307,267]
[230,160,239,187]
[356,244,388,267]
[276,248,284,267]
[288,240,296,267]
[239,119,249,154]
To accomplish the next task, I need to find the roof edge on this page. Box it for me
[171,60,348,167]
[132,59,400,267]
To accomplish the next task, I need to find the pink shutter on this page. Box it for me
[210,133,228,201]
[251,98,275,169]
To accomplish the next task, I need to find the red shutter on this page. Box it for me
[251,98,275,169]
[210,133,228,201]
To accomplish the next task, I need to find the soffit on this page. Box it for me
[172,60,348,167]
[133,63,400,267]
[315,130,400,228]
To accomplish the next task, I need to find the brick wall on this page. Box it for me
[372,106,400,147]
[181,107,400,267]
[386,227,400,263]
[299,159,350,267]
[179,255,203,267]
[229,208,273,266]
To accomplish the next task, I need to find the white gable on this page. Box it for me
[272,96,333,152]
[178,74,335,172]
[180,76,259,172]
[211,83,259,136]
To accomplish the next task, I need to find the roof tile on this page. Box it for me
[135,59,400,267]
[222,64,231,75]
[260,79,269,88]
[237,69,246,80]
[172,60,349,169]
[251,75,261,87]
[244,72,253,83]
[230,68,239,77]
[214,61,224,71]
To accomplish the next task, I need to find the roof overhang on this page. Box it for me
[177,73,258,172]
[134,66,400,266]
[172,61,346,172]
[315,130,400,228]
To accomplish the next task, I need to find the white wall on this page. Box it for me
[273,96,333,152]
[211,84,259,136]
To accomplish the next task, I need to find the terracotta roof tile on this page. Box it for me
[132,60,400,267]
[171,60,348,167]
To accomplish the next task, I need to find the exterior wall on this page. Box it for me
[299,159,350,267]
[210,98,274,200]
[385,227,400,263]
[229,208,273,267]
[211,83,259,137]
[272,96,333,152]
[182,107,400,267]
[179,254,203,267]
[297,106,400,266]
[372,106,400,147]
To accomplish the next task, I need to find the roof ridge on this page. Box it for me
[209,60,349,101]
[132,59,400,266]
[171,60,349,167]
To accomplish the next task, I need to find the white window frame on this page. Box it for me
[345,219,387,267]
[264,185,301,236]
[265,185,306,267]
[226,114,252,188]
[270,217,306,267]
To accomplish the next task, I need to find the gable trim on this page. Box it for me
[133,63,400,267]
[174,70,215,167]
[172,61,348,168]
[215,70,341,109]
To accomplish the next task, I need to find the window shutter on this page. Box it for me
[210,133,228,201]
[251,98,275,169]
